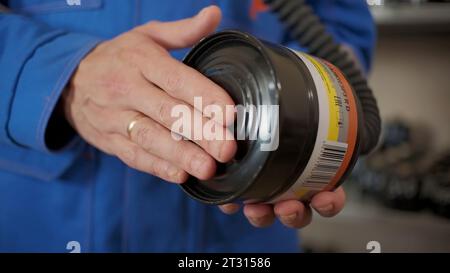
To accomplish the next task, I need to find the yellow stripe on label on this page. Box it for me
[305,56,340,141]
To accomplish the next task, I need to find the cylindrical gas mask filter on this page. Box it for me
[181,30,362,205]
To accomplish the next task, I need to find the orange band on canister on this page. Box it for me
[323,61,358,190]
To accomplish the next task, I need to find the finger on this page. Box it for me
[136,50,235,127]
[274,200,312,229]
[219,203,241,215]
[310,186,346,217]
[110,134,188,183]
[82,100,217,179]
[126,114,217,180]
[78,109,187,183]
[134,5,222,50]
[82,91,236,163]
[243,204,275,228]
[125,78,237,162]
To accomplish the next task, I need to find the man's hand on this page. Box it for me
[64,6,236,184]
[220,187,346,228]
[64,5,346,229]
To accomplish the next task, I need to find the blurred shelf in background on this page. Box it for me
[369,2,450,33]
[300,187,450,253]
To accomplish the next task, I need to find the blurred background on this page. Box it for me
[300,0,450,253]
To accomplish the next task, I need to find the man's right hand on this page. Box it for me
[63,6,237,183]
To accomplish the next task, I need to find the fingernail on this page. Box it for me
[280,213,298,224]
[316,204,333,213]
[221,204,239,214]
[248,217,264,226]
[167,165,179,178]
[198,7,208,17]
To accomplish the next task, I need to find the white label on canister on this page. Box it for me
[269,51,358,203]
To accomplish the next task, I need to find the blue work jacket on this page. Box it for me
[0,0,375,252]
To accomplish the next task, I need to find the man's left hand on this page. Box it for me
[219,186,346,228]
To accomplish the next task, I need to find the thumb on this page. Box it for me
[134,5,222,50]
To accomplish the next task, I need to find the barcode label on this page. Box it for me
[303,141,348,189]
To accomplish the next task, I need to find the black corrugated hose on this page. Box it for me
[264,0,381,155]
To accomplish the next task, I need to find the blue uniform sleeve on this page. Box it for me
[284,0,376,73]
[0,13,102,151]
[0,12,102,180]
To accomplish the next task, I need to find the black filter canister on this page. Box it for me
[181,30,362,205]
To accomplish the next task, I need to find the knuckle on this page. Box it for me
[164,69,184,93]
[190,152,215,179]
[156,100,174,125]
[149,159,163,178]
[161,164,180,182]
[175,171,189,183]
[119,145,139,167]
[98,72,132,99]
[134,125,155,149]
[117,46,145,69]
[176,143,194,166]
